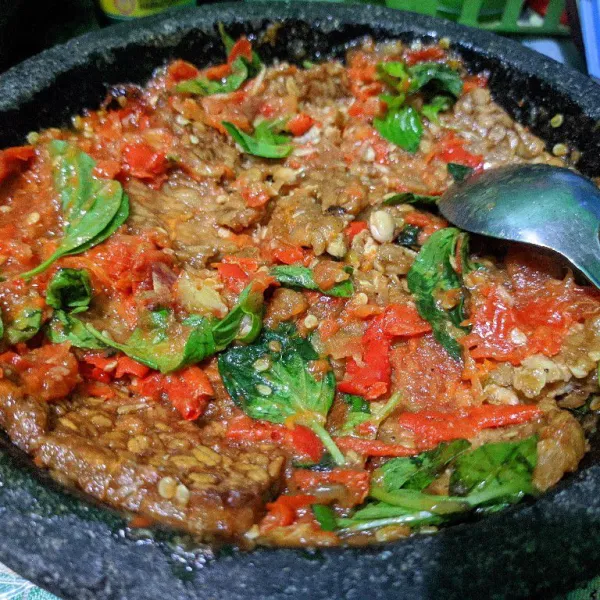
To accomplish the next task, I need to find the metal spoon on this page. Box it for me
[437,164,600,288]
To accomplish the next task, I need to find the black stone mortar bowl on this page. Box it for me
[1,3,600,599]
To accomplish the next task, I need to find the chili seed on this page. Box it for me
[552,143,568,157]
[303,314,318,330]
[175,484,190,506]
[253,357,271,372]
[550,114,564,128]
[25,212,40,225]
[158,476,177,499]
[268,340,282,353]
[256,384,273,396]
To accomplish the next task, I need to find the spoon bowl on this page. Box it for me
[437,164,600,288]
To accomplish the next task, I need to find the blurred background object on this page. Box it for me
[97,0,195,23]
[578,0,600,80]
[0,0,595,74]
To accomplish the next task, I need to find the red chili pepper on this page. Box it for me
[115,355,150,379]
[338,304,431,400]
[122,142,168,181]
[271,244,306,265]
[287,113,315,137]
[204,63,232,81]
[289,426,324,463]
[163,366,214,421]
[462,73,488,93]
[132,372,164,401]
[166,60,200,85]
[228,38,253,65]
[240,184,271,208]
[93,159,121,180]
[215,262,250,293]
[380,304,432,337]
[222,255,259,272]
[404,46,446,66]
[432,132,483,169]
[262,494,317,531]
[397,404,542,448]
[0,145,35,184]
[80,353,115,383]
[81,381,115,399]
[334,437,418,457]
[345,221,368,242]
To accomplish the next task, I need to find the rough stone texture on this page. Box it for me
[1,4,600,599]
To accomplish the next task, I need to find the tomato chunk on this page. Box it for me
[287,113,315,137]
[0,145,35,184]
[122,142,168,181]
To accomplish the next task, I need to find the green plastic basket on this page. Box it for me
[384,0,569,35]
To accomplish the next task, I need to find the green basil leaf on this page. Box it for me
[379,61,409,80]
[6,306,43,344]
[47,310,106,349]
[175,57,249,95]
[383,192,438,206]
[86,312,216,373]
[396,224,422,248]
[342,393,370,414]
[374,439,471,493]
[217,23,262,76]
[408,62,463,97]
[341,437,537,535]
[218,323,345,465]
[212,282,265,348]
[217,21,236,54]
[20,141,128,279]
[449,436,538,505]
[312,504,337,531]
[46,268,92,314]
[421,95,453,124]
[338,393,371,434]
[85,280,265,373]
[223,120,293,159]
[337,504,443,532]
[271,265,354,298]
[377,61,409,93]
[407,227,471,360]
[374,106,423,153]
[367,437,538,516]
[379,93,405,110]
[447,163,474,182]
